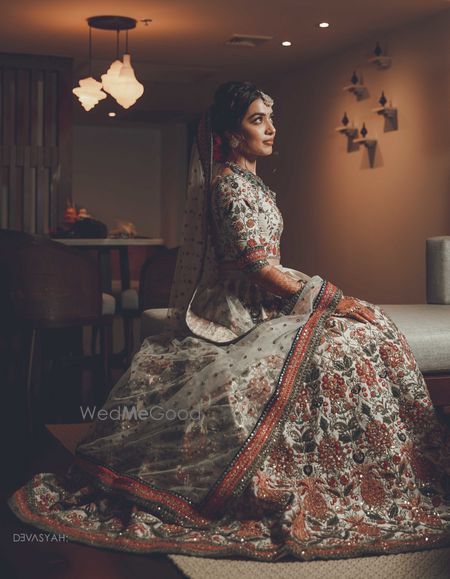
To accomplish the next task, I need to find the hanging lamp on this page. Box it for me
[100,26,144,109]
[79,16,145,111]
[72,25,107,111]
[112,52,144,109]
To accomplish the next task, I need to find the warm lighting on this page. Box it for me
[319,22,330,28]
[108,54,144,109]
[101,59,123,96]
[74,16,145,112]
[281,41,292,47]
[72,77,107,111]
[108,112,116,117]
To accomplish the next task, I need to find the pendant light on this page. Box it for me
[101,29,124,97]
[74,16,145,112]
[72,25,107,111]
[110,29,144,109]
[101,29,144,109]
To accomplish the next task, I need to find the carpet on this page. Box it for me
[169,548,450,579]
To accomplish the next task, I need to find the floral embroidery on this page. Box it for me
[211,170,282,274]
[7,169,450,562]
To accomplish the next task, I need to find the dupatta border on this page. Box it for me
[8,484,280,559]
[9,483,450,558]
[200,280,342,515]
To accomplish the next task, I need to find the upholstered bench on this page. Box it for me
[139,237,450,408]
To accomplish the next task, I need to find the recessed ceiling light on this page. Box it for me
[281,41,292,47]
[108,112,117,117]
[318,22,330,28]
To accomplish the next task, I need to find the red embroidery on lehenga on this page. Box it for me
[201,281,339,515]
[74,456,210,527]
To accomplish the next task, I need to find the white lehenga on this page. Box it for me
[8,123,450,561]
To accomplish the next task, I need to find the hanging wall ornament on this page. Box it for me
[378,91,387,107]
[374,41,383,57]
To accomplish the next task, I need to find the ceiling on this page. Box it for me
[0,0,447,124]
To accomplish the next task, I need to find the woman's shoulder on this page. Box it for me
[211,168,257,196]
[211,167,238,189]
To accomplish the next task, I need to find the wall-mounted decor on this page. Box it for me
[343,70,368,100]
[335,112,358,138]
[338,41,399,166]
[73,16,145,112]
[354,122,376,147]
[372,90,398,130]
[353,123,377,167]
[368,41,392,69]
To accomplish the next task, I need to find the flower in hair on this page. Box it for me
[213,133,226,162]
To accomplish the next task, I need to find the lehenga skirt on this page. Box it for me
[8,277,450,561]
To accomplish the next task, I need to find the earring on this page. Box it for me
[230,136,239,149]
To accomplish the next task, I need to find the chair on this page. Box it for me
[0,229,115,432]
[120,246,179,358]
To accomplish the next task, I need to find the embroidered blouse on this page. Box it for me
[210,163,282,274]
[185,162,316,344]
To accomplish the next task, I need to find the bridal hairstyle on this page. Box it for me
[211,81,274,162]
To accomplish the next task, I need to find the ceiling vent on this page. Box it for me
[225,34,272,48]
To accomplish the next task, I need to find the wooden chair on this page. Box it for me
[120,247,179,359]
[139,246,179,310]
[0,229,114,432]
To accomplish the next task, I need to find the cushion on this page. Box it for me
[101,293,116,316]
[121,288,139,311]
[427,236,450,304]
[140,305,450,374]
[140,308,176,341]
[379,304,450,373]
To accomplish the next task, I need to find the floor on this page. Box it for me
[0,314,187,579]
[0,426,185,579]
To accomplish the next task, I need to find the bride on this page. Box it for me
[9,81,450,561]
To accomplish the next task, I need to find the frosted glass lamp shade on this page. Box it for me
[72,77,107,111]
[110,54,144,109]
[101,59,123,95]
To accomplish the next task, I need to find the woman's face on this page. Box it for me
[232,98,276,158]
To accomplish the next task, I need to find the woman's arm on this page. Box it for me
[212,174,304,302]
[249,265,304,298]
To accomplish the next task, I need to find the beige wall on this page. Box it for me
[262,10,449,304]
[161,123,189,248]
[73,125,162,238]
[73,123,188,245]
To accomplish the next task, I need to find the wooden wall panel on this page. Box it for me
[0,53,72,234]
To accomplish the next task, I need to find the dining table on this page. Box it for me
[55,237,165,293]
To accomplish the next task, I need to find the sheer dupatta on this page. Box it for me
[167,109,219,329]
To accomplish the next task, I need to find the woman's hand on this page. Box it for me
[335,296,378,325]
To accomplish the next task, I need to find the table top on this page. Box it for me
[55,237,165,247]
